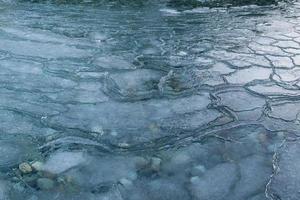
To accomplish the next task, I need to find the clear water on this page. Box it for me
[0,0,299,199]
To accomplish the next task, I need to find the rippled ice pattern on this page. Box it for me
[1,0,300,199]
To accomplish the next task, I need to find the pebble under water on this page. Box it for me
[0,0,300,199]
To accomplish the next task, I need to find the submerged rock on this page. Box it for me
[150,157,162,171]
[103,69,162,101]
[190,163,238,200]
[19,162,32,174]
[31,161,44,172]
[37,178,55,190]
[42,152,86,174]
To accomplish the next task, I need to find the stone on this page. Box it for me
[119,178,133,188]
[31,161,43,171]
[19,162,32,174]
[37,178,54,190]
[135,157,149,169]
[151,157,162,171]
[23,174,39,187]
[42,152,86,174]
[190,163,238,200]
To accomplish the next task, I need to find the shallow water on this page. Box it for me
[0,0,300,199]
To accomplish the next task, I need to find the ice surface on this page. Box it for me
[268,140,300,200]
[0,0,299,199]
[224,67,272,84]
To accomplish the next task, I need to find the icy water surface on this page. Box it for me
[0,0,300,199]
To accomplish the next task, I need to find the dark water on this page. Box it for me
[0,0,299,199]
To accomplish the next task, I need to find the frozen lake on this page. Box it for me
[0,0,300,199]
